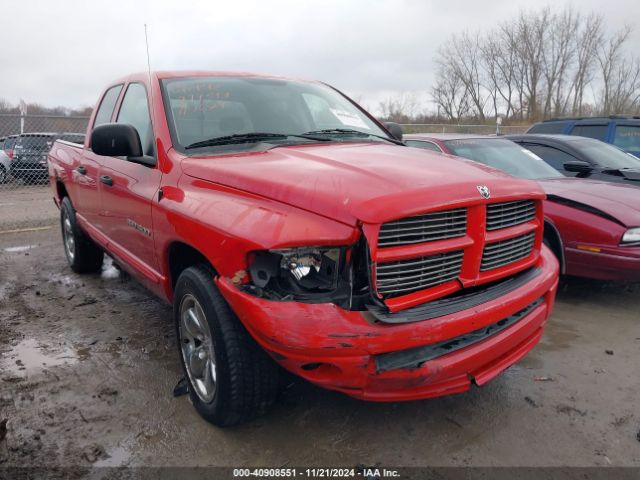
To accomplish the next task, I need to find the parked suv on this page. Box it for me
[12,133,57,183]
[12,132,84,184]
[527,116,640,157]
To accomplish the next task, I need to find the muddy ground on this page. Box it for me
[0,187,639,471]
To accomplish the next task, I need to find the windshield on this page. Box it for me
[573,137,640,169]
[443,138,564,180]
[18,135,55,151]
[161,76,391,153]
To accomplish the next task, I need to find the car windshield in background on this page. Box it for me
[443,138,564,180]
[161,76,391,152]
[613,125,640,156]
[19,135,55,151]
[572,137,640,169]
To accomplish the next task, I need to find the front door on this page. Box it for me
[97,82,161,275]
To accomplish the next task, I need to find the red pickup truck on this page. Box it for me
[49,71,559,426]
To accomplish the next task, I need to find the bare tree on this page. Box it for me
[437,32,489,120]
[431,5,640,123]
[378,92,422,123]
[597,25,633,115]
[542,8,579,117]
[431,65,471,121]
[570,13,603,116]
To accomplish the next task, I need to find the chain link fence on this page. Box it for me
[398,124,530,135]
[0,115,530,190]
[0,114,89,190]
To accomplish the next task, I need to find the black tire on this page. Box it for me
[60,196,104,273]
[174,265,280,427]
[0,165,6,184]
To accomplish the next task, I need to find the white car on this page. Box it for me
[0,135,18,184]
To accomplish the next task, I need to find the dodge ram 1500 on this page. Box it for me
[48,71,559,426]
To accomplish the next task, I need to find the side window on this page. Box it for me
[522,144,580,172]
[116,83,154,156]
[613,125,640,155]
[94,85,123,127]
[405,140,443,152]
[570,124,608,141]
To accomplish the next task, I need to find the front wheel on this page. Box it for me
[174,265,280,427]
[60,197,104,273]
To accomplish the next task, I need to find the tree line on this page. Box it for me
[431,6,640,123]
[0,98,92,117]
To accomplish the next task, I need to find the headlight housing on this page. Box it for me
[621,228,640,245]
[248,247,344,298]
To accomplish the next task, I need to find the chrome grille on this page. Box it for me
[481,232,535,271]
[376,250,463,298]
[378,208,467,247]
[486,200,536,231]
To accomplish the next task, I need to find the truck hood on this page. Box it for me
[539,177,640,227]
[181,143,545,225]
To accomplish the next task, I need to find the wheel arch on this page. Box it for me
[56,180,69,201]
[543,219,565,274]
[167,241,218,292]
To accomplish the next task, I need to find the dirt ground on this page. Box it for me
[0,186,639,471]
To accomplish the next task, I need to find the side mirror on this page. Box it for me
[91,124,156,166]
[563,160,592,174]
[91,123,142,157]
[384,122,403,141]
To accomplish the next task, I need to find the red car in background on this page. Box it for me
[405,134,640,282]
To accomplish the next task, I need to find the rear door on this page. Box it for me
[97,82,161,274]
[75,84,124,227]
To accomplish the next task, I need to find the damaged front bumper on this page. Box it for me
[216,246,559,401]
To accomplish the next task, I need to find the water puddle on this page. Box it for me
[2,338,78,376]
[48,272,84,288]
[3,244,37,253]
[93,442,132,467]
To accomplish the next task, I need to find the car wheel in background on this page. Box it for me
[174,265,280,427]
[60,196,104,273]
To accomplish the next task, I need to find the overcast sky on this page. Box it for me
[1,0,638,114]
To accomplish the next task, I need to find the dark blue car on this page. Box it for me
[527,116,640,157]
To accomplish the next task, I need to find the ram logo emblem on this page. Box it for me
[477,185,491,199]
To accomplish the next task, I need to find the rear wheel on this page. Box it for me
[60,197,104,273]
[174,265,280,426]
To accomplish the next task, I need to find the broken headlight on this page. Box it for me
[248,247,344,297]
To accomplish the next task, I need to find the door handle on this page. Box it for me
[100,175,113,186]
[76,165,87,175]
